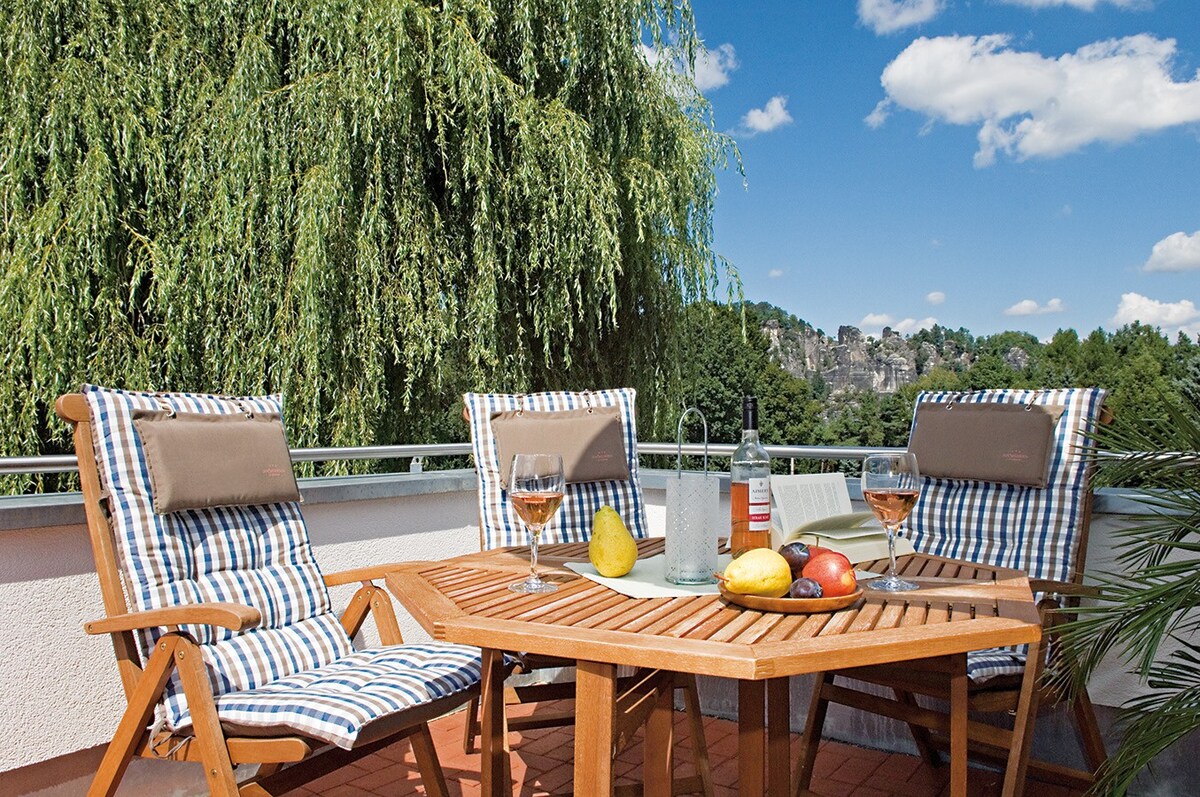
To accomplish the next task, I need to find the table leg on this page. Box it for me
[767,678,790,797]
[576,660,618,796]
[949,653,968,797]
[479,648,509,796]
[738,680,766,797]
[738,678,791,797]
[643,673,675,797]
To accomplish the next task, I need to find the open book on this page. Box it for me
[772,473,914,564]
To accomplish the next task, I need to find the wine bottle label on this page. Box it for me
[748,476,770,532]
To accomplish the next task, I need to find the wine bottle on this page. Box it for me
[730,395,771,557]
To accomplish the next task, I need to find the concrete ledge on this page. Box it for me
[0,467,1155,533]
[0,469,480,531]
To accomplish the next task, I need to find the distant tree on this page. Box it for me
[1104,325,1185,436]
[673,302,819,469]
[818,389,886,449]
[911,324,975,355]
[1079,328,1119,385]
[1041,329,1083,387]
[964,354,1022,390]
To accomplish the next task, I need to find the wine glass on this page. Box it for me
[508,453,565,594]
[861,452,921,592]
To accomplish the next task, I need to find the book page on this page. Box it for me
[771,473,853,533]
[796,511,879,534]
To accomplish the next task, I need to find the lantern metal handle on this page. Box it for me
[675,407,709,476]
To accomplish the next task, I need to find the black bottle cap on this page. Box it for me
[742,395,758,431]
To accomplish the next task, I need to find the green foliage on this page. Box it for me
[666,302,820,473]
[685,301,1193,475]
[1056,392,1200,795]
[0,0,731,485]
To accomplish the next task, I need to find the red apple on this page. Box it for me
[801,551,857,597]
[805,545,835,562]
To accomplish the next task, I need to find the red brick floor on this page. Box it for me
[279,702,1087,797]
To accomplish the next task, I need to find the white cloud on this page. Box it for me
[737,96,794,136]
[861,312,893,327]
[693,43,738,92]
[926,291,946,305]
[1144,230,1200,272]
[1113,292,1200,336]
[1001,0,1147,9]
[768,268,784,278]
[641,41,738,94]
[859,313,937,335]
[873,34,1200,166]
[858,0,944,35]
[1005,298,1066,315]
[894,316,939,333]
[865,99,893,128]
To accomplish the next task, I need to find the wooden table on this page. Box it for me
[385,540,1043,797]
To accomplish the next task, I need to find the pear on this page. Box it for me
[720,549,793,598]
[589,505,638,577]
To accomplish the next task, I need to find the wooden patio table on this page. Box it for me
[384,539,1043,797]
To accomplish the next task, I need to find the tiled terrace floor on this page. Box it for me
[280,702,1088,797]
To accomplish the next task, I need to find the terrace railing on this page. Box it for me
[0,443,901,478]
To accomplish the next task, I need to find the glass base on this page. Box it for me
[509,576,558,594]
[867,575,920,592]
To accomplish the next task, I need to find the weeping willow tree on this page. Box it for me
[0,0,732,483]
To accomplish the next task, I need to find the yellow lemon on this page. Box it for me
[721,549,793,598]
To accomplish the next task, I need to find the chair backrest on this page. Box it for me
[62,385,353,729]
[464,388,648,549]
[906,388,1108,584]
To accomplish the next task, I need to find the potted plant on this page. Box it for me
[1058,393,1200,794]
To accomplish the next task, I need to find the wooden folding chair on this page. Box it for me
[59,386,485,797]
[461,389,714,796]
[795,388,1111,797]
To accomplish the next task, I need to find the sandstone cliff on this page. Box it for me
[761,316,974,395]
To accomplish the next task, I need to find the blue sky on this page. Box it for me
[684,0,1200,341]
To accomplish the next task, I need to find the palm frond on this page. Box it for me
[1054,389,1200,789]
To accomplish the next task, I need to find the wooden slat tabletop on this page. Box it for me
[385,539,1041,681]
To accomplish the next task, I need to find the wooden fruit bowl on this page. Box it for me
[718,585,864,614]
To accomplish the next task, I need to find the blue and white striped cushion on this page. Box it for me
[464,389,648,549]
[906,388,1107,682]
[83,385,479,747]
[216,643,483,750]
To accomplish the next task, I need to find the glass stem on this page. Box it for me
[886,523,900,581]
[529,525,542,582]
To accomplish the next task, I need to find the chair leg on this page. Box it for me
[1072,686,1108,774]
[679,674,715,797]
[893,687,941,767]
[175,637,241,796]
[794,672,833,797]
[87,636,181,797]
[1001,638,1043,797]
[462,694,481,754]
[409,722,450,797]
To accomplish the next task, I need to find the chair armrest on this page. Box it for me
[84,602,261,635]
[323,563,408,587]
[1029,578,1100,598]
